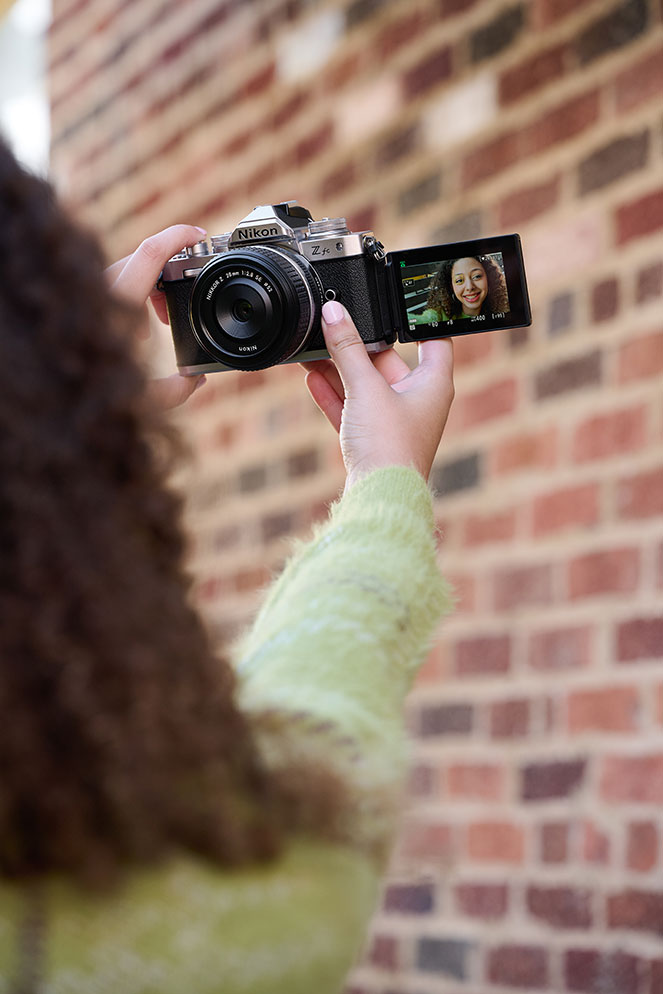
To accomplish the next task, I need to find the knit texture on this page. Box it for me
[0,467,452,993]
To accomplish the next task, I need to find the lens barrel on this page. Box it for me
[189,246,322,370]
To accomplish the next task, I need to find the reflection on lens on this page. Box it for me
[232,299,253,322]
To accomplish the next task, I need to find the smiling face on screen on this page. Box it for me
[451,257,488,315]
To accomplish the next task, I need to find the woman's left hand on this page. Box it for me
[107,224,208,410]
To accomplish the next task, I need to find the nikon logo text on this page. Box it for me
[237,226,279,240]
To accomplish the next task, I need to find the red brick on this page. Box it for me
[462,508,516,546]
[568,547,639,600]
[572,405,647,462]
[490,698,530,738]
[466,821,525,864]
[493,426,559,475]
[377,8,430,57]
[591,276,620,323]
[320,160,356,199]
[527,885,593,929]
[462,132,522,187]
[616,44,663,112]
[617,467,663,519]
[399,821,455,863]
[601,754,663,803]
[607,889,663,935]
[582,820,610,864]
[499,44,568,105]
[402,44,453,99]
[455,882,508,919]
[540,821,569,863]
[445,572,476,613]
[532,482,600,536]
[616,188,663,245]
[626,821,659,872]
[447,762,505,800]
[534,0,596,27]
[369,934,399,970]
[636,259,663,302]
[453,332,495,367]
[617,616,663,661]
[498,174,561,228]
[567,685,639,733]
[455,635,511,676]
[494,563,554,610]
[487,944,548,988]
[618,329,663,382]
[653,959,663,994]
[460,377,518,428]
[524,89,601,155]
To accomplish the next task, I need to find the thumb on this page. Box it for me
[321,301,374,393]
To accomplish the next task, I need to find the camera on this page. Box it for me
[159,201,531,374]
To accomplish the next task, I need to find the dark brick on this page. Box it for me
[262,511,295,542]
[564,948,641,993]
[526,885,593,929]
[617,616,663,661]
[431,452,481,494]
[238,464,268,493]
[636,260,663,302]
[376,123,422,167]
[384,881,435,914]
[535,350,602,400]
[295,123,333,167]
[346,205,377,233]
[607,889,663,934]
[402,44,453,99]
[521,758,586,801]
[431,210,483,243]
[470,5,526,63]
[652,959,663,994]
[487,944,548,988]
[418,703,473,737]
[576,0,649,65]
[398,171,442,215]
[591,277,620,323]
[417,937,471,979]
[286,448,319,478]
[549,292,574,335]
[579,130,650,195]
[439,0,480,15]
[321,161,356,199]
[345,0,388,29]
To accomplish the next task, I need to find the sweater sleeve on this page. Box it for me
[235,466,453,856]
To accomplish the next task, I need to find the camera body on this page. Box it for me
[159,201,531,374]
[160,202,396,373]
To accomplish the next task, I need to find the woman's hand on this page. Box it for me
[107,224,208,410]
[302,301,454,492]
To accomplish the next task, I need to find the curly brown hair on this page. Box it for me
[427,255,509,319]
[0,141,341,891]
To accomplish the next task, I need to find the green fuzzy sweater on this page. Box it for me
[0,467,452,994]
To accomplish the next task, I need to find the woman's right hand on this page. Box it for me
[302,301,454,492]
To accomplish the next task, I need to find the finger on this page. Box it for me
[300,358,344,399]
[145,373,206,411]
[105,254,131,284]
[305,369,343,433]
[112,224,207,307]
[417,336,455,381]
[149,290,170,325]
[320,301,376,394]
[371,346,411,386]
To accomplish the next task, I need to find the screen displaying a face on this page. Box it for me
[390,234,531,342]
[400,252,510,331]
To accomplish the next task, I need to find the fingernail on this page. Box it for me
[194,226,207,235]
[322,300,346,325]
[193,374,207,391]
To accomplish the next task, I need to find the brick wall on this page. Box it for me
[49,0,663,991]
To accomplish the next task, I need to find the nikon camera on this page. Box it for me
[159,201,531,374]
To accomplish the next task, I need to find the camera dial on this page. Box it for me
[189,246,323,371]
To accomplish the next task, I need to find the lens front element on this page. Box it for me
[189,247,321,370]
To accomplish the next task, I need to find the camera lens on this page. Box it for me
[189,247,323,370]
